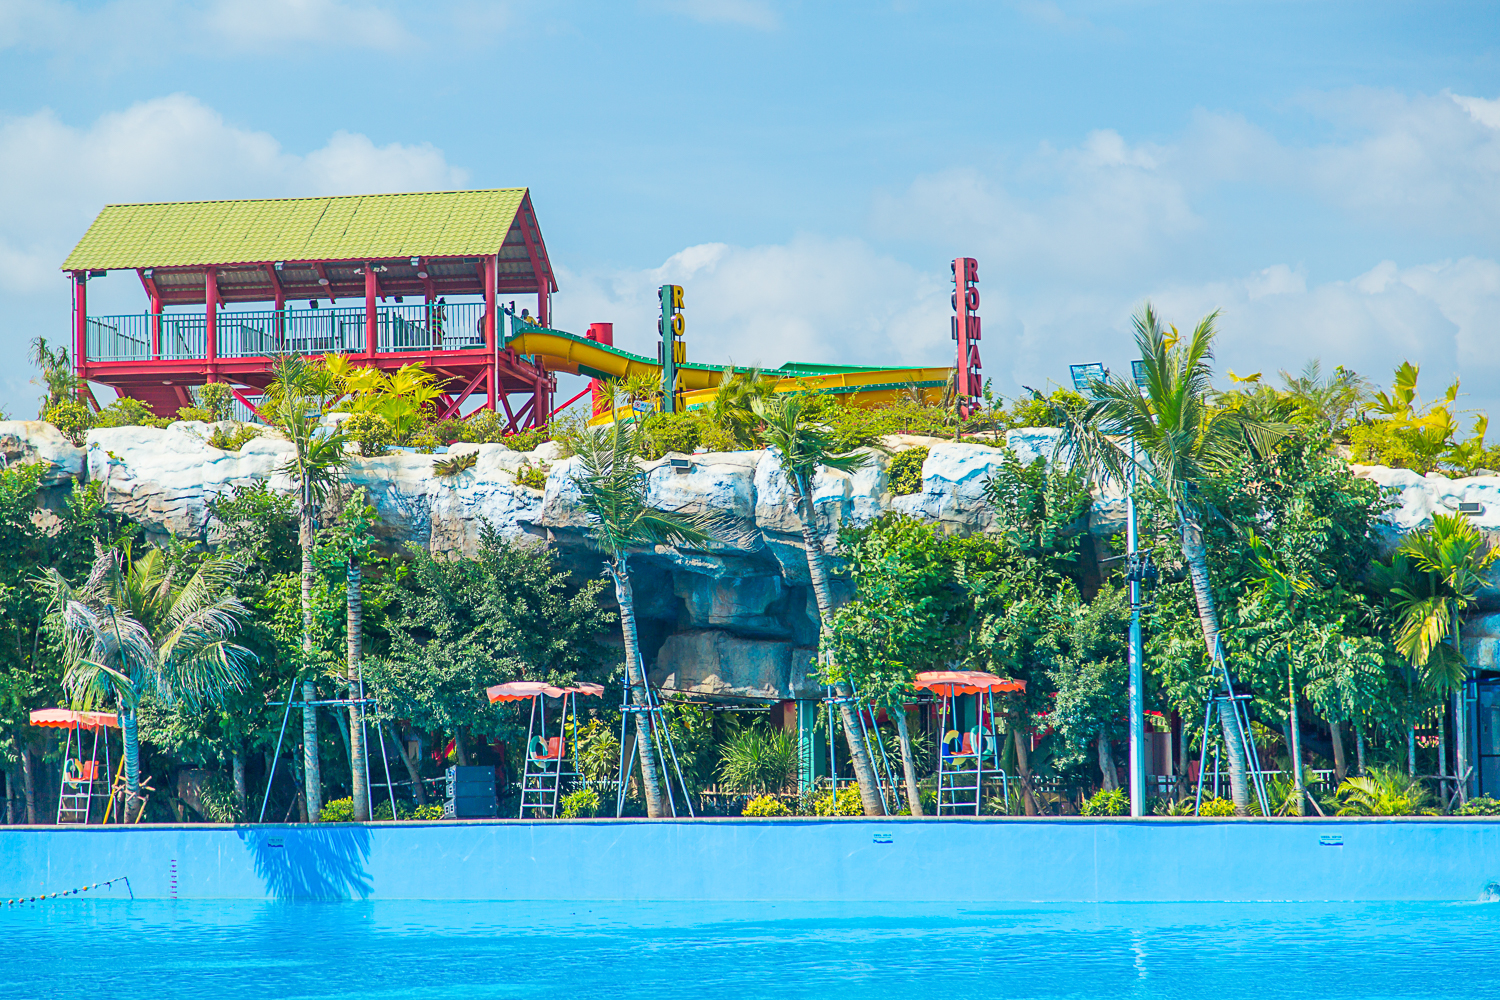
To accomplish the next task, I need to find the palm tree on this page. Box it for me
[266,355,347,821]
[750,393,883,815]
[1388,511,1499,804]
[324,490,377,821]
[1057,305,1286,815]
[572,421,715,818]
[704,366,774,449]
[38,545,255,819]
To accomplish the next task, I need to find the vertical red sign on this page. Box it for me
[951,257,981,418]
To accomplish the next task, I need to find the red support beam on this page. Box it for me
[549,384,591,420]
[72,273,87,382]
[138,269,163,360]
[227,385,268,423]
[365,263,378,357]
[205,267,219,377]
[440,367,489,420]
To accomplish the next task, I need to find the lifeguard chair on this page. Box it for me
[487,681,604,818]
[30,708,118,825]
[913,671,1024,816]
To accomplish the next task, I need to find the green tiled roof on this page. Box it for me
[62,188,529,271]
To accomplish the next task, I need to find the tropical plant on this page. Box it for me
[560,788,601,818]
[514,461,548,490]
[317,796,355,822]
[718,727,799,795]
[1198,797,1236,817]
[325,356,447,440]
[265,354,347,820]
[1080,787,1128,816]
[570,421,715,818]
[702,366,775,449]
[1385,511,1499,801]
[433,451,478,477]
[318,490,379,821]
[573,716,624,785]
[752,391,881,814]
[37,544,255,819]
[1055,303,1288,816]
[1335,766,1434,816]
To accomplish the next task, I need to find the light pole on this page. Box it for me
[1070,360,1150,817]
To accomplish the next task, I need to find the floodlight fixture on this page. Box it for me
[1069,362,1107,394]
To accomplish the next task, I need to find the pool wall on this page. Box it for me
[4,818,1499,902]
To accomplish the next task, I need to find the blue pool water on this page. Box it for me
[5,898,1497,999]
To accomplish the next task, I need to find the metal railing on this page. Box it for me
[83,303,490,363]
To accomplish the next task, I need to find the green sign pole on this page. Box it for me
[659,284,682,413]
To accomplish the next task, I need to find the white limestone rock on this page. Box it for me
[86,423,294,538]
[0,420,84,486]
[650,630,819,701]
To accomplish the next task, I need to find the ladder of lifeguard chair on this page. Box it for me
[56,774,94,825]
[937,765,982,816]
[520,758,562,818]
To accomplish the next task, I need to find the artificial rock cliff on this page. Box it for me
[5,418,1500,696]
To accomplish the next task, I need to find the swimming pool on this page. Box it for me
[6,899,1498,999]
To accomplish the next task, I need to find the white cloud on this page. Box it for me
[0,94,467,416]
[0,94,467,297]
[553,235,946,372]
[202,0,411,50]
[870,129,1198,286]
[650,0,780,31]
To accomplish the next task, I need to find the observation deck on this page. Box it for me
[61,188,560,428]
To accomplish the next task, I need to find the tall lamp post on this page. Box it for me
[1070,360,1150,817]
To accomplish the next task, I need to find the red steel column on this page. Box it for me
[486,254,498,412]
[365,263,378,357]
[73,273,87,384]
[586,322,613,415]
[205,267,218,374]
[537,275,550,327]
[151,292,162,360]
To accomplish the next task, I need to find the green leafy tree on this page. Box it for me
[370,525,613,799]
[1044,587,1132,792]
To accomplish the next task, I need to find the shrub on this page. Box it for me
[207,424,261,451]
[44,397,95,444]
[372,800,415,821]
[718,728,799,795]
[345,412,395,457]
[433,451,478,477]
[514,461,548,490]
[1080,787,1129,816]
[93,396,170,430]
[560,788,601,819]
[407,428,441,453]
[176,406,217,423]
[1459,796,1500,816]
[196,382,234,421]
[410,804,444,820]
[318,797,355,822]
[501,428,551,452]
[813,785,865,817]
[1198,797,1236,817]
[639,410,704,460]
[742,794,791,817]
[887,446,928,496]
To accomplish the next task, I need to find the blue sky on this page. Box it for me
[2,0,1500,419]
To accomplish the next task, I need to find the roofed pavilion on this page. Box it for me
[61,188,559,426]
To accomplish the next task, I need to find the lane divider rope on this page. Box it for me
[7,876,132,906]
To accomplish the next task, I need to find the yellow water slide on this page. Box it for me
[507,327,953,421]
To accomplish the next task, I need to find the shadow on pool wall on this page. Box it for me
[3,818,1500,903]
[238,826,373,901]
